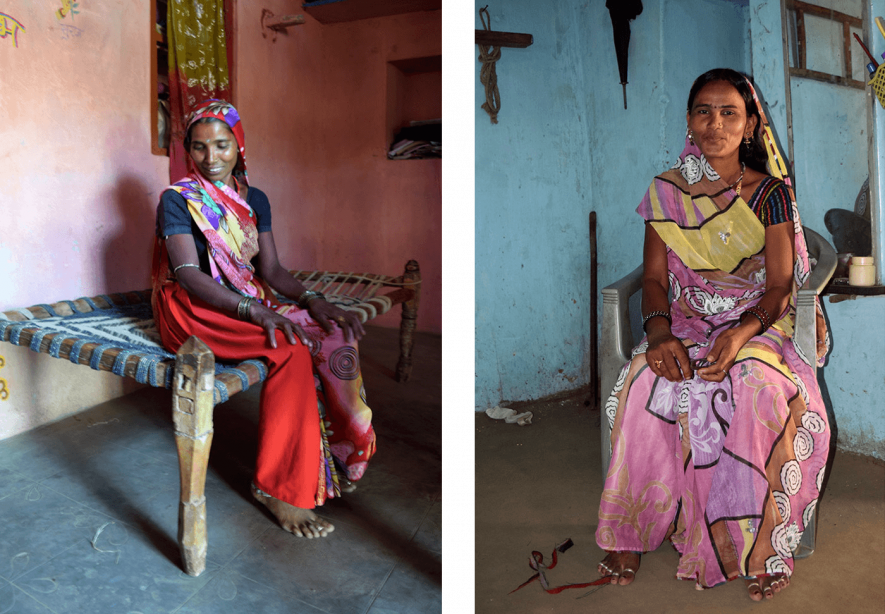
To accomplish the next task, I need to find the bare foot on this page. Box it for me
[251,485,335,538]
[597,551,641,585]
[745,575,790,601]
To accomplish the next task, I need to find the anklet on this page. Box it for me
[251,482,272,498]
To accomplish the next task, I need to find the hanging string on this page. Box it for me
[478,7,501,124]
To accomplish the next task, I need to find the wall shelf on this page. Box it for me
[474,30,533,48]
[386,54,440,160]
[302,0,440,25]
[823,278,885,296]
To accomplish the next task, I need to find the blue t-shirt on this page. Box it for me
[156,186,272,274]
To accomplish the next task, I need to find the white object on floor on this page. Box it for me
[485,405,532,426]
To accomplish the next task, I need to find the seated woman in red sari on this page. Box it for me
[596,69,830,601]
[152,100,375,539]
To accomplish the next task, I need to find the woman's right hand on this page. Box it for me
[645,329,693,381]
[248,302,310,349]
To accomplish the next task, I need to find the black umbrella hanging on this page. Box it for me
[606,0,643,109]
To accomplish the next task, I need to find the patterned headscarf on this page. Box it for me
[185,99,248,186]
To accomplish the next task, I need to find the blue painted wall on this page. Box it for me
[791,78,885,459]
[475,0,885,459]
[475,0,748,407]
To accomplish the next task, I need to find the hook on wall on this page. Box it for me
[261,9,305,42]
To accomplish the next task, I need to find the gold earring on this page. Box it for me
[688,129,695,145]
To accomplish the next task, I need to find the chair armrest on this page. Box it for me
[794,286,818,370]
[600,265,643,366]
[794,227,835,370]
[599,264,643,479]
[804,227,837,295]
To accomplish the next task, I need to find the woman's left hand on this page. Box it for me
[696,328,746,382]
[308,299,366,342]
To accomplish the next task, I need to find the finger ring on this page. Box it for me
[335,316,346,323]
[654,359,663,368]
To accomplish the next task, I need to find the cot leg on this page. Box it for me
[172,336,215,576]
[395,260,421,383]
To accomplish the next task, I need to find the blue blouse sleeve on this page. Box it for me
[247,187,273,233]
[157,189,193,237]
[155,186,272,277]
[753,179,794,227]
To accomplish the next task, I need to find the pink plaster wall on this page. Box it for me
[1,1,167,308]
[1,2,441,327]
[0,2,439,439]
[235,4,442,333]
[0,1,168,438]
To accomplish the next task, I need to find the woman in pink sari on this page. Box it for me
[596,69,830,601]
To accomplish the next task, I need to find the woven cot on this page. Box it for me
[0,261,420,576]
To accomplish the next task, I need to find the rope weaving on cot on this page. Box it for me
[289,269,421,322]
[0,298,265,402]
[478,6,501,124]
[0,267,418,400]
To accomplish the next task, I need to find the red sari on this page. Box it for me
[152,100,375,508]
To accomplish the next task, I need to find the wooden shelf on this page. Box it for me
[475,30,532,48]
[303,0,440,24]
[823,278,885,296]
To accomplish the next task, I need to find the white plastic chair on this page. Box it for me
[598,226,836,557]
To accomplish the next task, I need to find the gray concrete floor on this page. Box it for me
[0,325,440,614]
[476,394,885,613]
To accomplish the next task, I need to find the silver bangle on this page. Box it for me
[642,310,672,333]
[173,263,200,276]
[297,290,325,308]
[237,297,254,321]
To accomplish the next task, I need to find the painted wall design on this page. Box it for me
[0,12,25,47]
[56,0,80,21]
[56,0,84,40]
